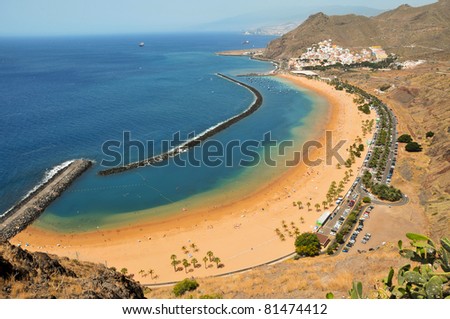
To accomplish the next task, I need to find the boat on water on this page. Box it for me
[139,42,145,47]
[242,40,250,45]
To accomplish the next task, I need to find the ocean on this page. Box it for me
[0,33,326,232]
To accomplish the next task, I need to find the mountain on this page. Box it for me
[265,0,450,60]
[193,6,382,33]
[0,242,144,298]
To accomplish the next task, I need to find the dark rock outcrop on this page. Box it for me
[0,242,144,299]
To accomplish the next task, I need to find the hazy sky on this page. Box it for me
[0,0,438,36]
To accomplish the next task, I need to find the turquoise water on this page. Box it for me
[0,34,325,232]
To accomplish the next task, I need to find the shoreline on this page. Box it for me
[12,74,374,283]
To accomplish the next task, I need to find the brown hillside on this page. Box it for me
[265,0,450,61]
[0,242,145,298]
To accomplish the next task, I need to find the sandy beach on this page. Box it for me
[12,74,374,284]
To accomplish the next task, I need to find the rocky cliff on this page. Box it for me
[0,242,144,298]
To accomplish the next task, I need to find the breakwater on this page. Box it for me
[98,73,263,176]
[0,159,93,241]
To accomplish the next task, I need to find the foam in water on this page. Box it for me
[0,160,75,217]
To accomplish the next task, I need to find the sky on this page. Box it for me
[0,0,438,36]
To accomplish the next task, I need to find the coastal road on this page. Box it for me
[319,99,406,249]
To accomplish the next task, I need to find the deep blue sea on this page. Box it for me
[0,33,324,232]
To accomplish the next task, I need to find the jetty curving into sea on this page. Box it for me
[98,73,264,176]
[0,159,93,242]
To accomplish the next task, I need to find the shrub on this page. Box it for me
[362,197,371,203]
[338,234,450,299]
[326,243,338,255]
[379,84,391,91]
[294,233,321,257]
[358,104,371,114]
[336,233,345,244]
[397,134,413,143]
[426,131,435,138]
[371,184,402,201]
[173,279,199,297]
[405,142,422,152]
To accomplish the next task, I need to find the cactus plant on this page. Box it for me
[331,234,450,299]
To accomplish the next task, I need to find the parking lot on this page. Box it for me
[341,203,427,255]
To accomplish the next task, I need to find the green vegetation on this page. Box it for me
[294,233,321,257]
[371,184,402,201]
[303,56,397,71]
[173,278,199,297]
[329,79,402,201]
[397,134,422,152]
[329,234,450,299]
[426,131,435,138]
[362,196,371,203]
[379,83,391,92]
[405,141,422,152]
[398,134,413,143]
[327,242,339,255]
[327,204,362,255]
[362,171,402,201]
[358,104,371,114]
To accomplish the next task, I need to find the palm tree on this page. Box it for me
[191,258,198,268]
[213,257,221,268]
[182,259,190,273]
[349,168,353,176]
[171,259,179,272]
[147,269,154,279]
[181,246,189,254]
[138,269,145,277]
[306,202,311,211]
[207,251,214,262]
[315,203,320,211]
[322,201,328,210]
[203,256,208,269]
[297,201,303,209]
[120,268,128,275]
[190,243,199,252]
[170,254,177,261]
[300,217,304,224]
[336,163,341,169]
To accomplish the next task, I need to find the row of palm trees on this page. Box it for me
[275,220,301,241]
[170,250,222,273]
[293,200,331,212]
[361,119,375,137]
[138,268,158,280]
